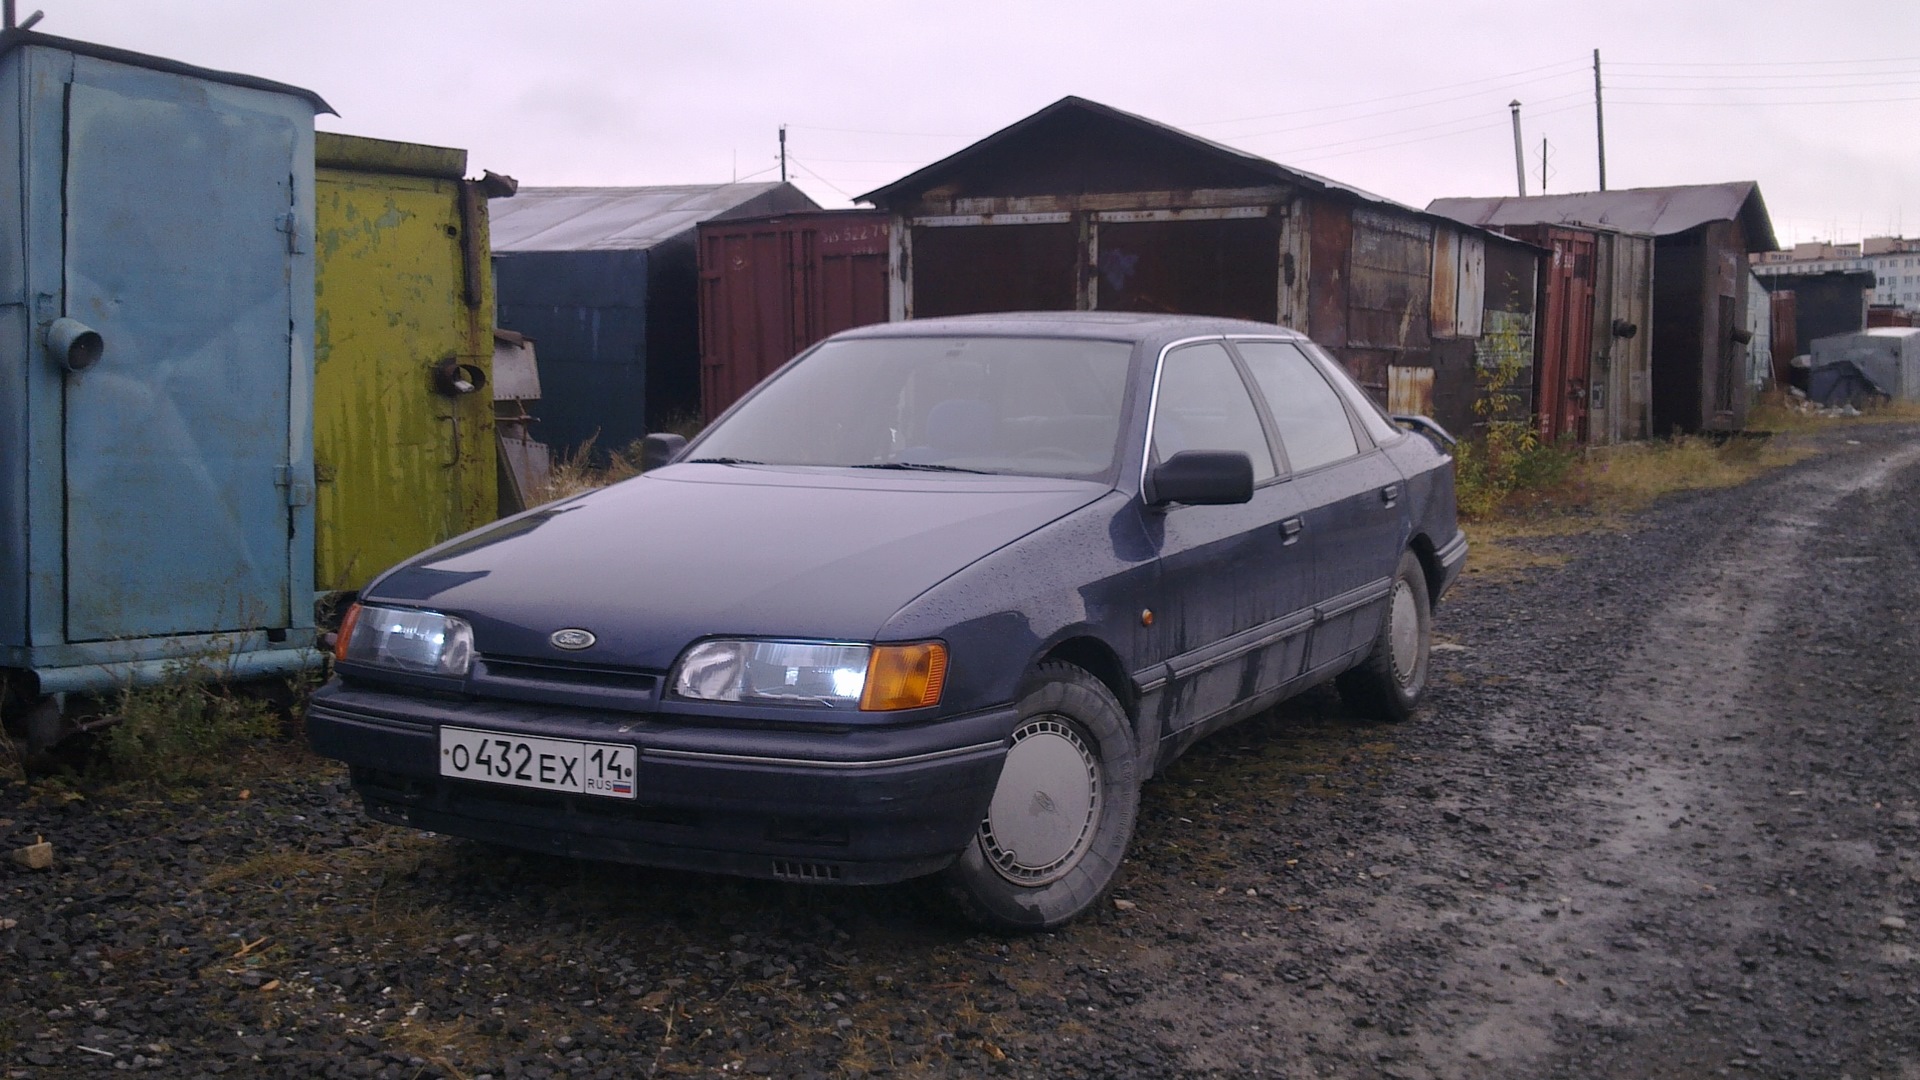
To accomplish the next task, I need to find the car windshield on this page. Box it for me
[689,336,1136,478]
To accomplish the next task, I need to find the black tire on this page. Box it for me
[941,661,1140,931]
[1336,549,1433,723]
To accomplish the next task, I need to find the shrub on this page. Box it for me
[101,660,279,783]
[1453,311,1549,519]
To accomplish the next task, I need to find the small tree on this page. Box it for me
[1454,310,1539,518]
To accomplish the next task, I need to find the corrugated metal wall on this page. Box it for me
[494,249,652,458]
[698,211,890,419]
[313,134,497,594]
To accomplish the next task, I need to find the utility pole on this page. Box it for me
[1594,48,1608,191]
[778,125,787,184]
[1509,100,1527,197]
[1540,137,1551,193]
[1,2,42,30]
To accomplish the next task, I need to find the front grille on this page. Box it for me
[470,655,662,714]
[482,656,661,692]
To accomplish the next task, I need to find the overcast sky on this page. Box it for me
[40,0,1920,246]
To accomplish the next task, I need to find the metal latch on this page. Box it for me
[274,466,313,507]
[277,212,308,255]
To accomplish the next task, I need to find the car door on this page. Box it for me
[1143,340,1316,739]
[1232,340,1406,675]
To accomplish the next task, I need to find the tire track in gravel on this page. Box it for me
[1103,432,1920,1080]
[1405,438,1920,1078]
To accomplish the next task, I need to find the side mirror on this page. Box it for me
[1145,450,1254,507]
[640,432,687,471]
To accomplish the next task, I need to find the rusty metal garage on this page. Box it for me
[858,96,1540,440]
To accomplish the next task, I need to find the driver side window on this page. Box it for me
[1150,342,1277,483]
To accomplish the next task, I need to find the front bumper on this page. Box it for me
[1434,528,1469,601]
[307,681,1015,885]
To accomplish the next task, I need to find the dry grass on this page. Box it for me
[1460,520,1578,585]
[1746,388,1920,435]
[1576,433,1815,513]
[0,724,23,785]
[539,435,645,502]
[1458,418,1831,587]
[539,413,709,503]
[203,849,336,890]
[1464,385,1920,533]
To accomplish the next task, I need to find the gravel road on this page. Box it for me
[5,424,1919,1079]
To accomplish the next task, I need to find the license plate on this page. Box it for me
[438,726,637,800]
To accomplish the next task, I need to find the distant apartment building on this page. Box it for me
[1755,236,1920,309]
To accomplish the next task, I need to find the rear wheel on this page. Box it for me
[1336,549,1433,723]
[942,662,1139,931]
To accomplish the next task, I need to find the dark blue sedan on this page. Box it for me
[308,313,1466,930]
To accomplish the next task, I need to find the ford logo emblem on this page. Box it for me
[550,628,596,651]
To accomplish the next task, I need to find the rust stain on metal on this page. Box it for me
[1431,228,1459,338]
[1308,204,1352,347]
[1347,208,1433,353]
[1387,365,1436,415]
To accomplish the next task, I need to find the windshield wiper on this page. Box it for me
[851,462,992,474]
[682,457,764,466]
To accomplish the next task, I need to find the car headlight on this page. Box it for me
[672,639,947,711]
[335,603,475,677]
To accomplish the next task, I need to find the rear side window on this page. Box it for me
[1302,341,1405,445]
[1234,341,1362,473]
[1150,342,1277,483]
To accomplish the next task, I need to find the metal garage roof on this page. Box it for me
[490,182,814,252]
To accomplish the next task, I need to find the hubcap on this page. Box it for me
[1389,579,1421,685]
[980,718,1100,885]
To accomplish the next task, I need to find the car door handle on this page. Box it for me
[1279,517,1304,544]
[1380,484,1400,507]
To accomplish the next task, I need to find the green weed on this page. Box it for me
[100,659,280,783]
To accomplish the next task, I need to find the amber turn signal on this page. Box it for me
[859,641,949,711]
[334,602,363,663]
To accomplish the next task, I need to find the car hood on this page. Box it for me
[363,464,1110,669]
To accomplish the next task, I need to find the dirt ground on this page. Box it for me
[4,424,1919,1079]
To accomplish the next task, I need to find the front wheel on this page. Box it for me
[942,661,1140,931]
[1336,549,1433,723]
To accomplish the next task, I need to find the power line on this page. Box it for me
[1610,79,1920,92]
[1611,55,1920,67]
[799,156,939,165]
[784,154,854,200]
[1256,91,1590,157]
[786,123,974,138]
[730,161,782,183]
[1283,101,1590,167]
[1609,94,1920,106]
[1608,68,1920,82]
[1220,75,1590,141]
[1189,56,1588,126]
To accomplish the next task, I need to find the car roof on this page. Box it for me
[830,311,1311,345]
